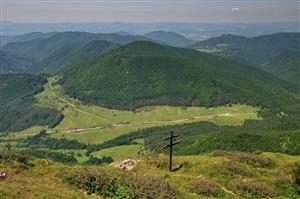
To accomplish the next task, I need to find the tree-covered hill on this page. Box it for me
[1,31,162,73]
[1,31,157,60]
[190,32,300,85]
[144,31,194,47]
[31,40,120,73]
[60,41,300,111]
[0,74,62,132]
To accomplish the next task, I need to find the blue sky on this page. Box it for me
[1,0,299,23]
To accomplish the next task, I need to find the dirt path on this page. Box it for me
[48,112,237,134]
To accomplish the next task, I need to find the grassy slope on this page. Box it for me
[0,159,100,199]
[92,144,143,161]
[1,152,299,199]
[34,77,259,145]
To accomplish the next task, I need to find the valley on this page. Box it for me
[3,76,259,162]
[0,27,299,198]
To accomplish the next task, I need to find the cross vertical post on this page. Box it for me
[162,130,180,172]
[169,130,173,171]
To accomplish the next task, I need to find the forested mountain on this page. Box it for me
[0,50,35,73]
[1,32,156,60]
[144,31,194,47]
[30,40,120,73]
[60,41,299,111]
[190,32,300,84]
[0,74,62,132]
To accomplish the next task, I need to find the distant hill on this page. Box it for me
[0,50,35,73]
[144,31,194,47]
[1,32,57,46]
[0,74,62,132]
[190,32,300,84]
[60,41,299,111]
[2,31,157,60]
[30,40,120,73]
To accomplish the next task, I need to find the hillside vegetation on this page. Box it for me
[61,41,300,111]
[1,149,299,199]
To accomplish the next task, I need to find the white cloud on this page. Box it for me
[232,7,240,11]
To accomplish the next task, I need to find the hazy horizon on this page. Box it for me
[1,0,299,23]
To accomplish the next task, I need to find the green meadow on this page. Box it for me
[34,77,260,146]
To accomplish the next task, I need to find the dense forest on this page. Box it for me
[0,74,63,132]
[60,41,300,111]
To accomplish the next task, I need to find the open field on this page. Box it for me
[33,77,260,145]
[0,76,261,160]
[92,144,143,160]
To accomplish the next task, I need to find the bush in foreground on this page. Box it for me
[235,179,276,198]
[223,161,253,176]
[190,177,224,197]
[64,167,179,199]
[120,175,178,199]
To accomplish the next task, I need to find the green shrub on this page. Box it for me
[25,149,77,164]
[65,168,113,195]
[293,162,300,194]
[0,149,33,168]
[84,156,113,165]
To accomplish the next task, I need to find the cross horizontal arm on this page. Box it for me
[163,134,180,140]
[162,144,171,149]
[162,141,181,149]
[172,141,181,146]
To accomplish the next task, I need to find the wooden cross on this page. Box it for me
[162,130,180,171]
